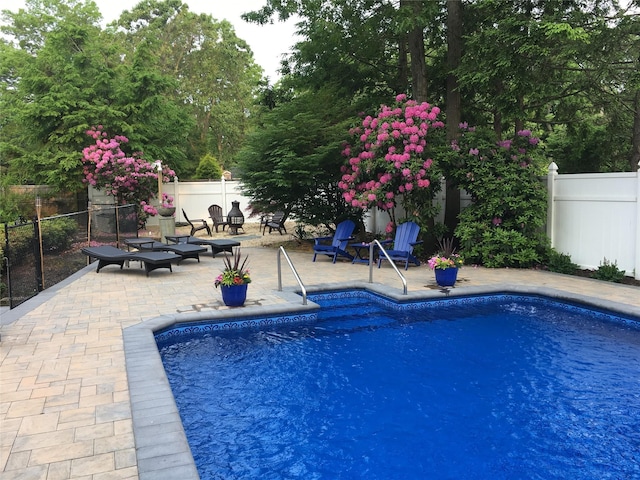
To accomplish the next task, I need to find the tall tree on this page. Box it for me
[444,0,463,236]
[236,86,361,228]
[400,0,429,102]
[1,2,120,189]
[0,0,102,54]
[116,0,262,173]
[243,0,441,102]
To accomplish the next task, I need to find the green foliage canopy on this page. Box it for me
[445,126,549,267]
[236,86,362,228]
[0,0,262,192]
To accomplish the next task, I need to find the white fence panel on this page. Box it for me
[89,179,257,227]
[547,163,640,279]
[171,180,252,224]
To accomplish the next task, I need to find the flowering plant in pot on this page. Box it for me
[428,254,464,270]
[161,193,174,208]
[157,193,176,217]
[215,249,251,306]
[428,238,463,286]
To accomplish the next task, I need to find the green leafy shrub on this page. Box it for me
[5,224,34,265]
[592,258,625,283]
[195,154,224,180]
[456,223,543,267]
[445,126,548,268]
[0,189,35,223]
[4,217,78,267]
[41,218,78,252]
[547,249,579,275]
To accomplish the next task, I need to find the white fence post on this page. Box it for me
[221,176,227,216]
[634,162,640,280]
[172,177,180,222]
[547,162,558,248]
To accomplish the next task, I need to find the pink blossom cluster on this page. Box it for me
[161,193,174,208]
[339,94,443,212]
[82,126,175,224]
[428,254,464,270]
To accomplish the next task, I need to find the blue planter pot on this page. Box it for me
[220,284,248,307]
[434,267,458,287]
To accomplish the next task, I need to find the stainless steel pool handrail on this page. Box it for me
[277,246,307,305]
[368,239,408,295]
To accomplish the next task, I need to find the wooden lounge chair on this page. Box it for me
[208,204,229,233]
[262,211,287,235]
[377,221,423,270]
[312,220,355,263]
[81,246,180,276]
[182,209,212,236]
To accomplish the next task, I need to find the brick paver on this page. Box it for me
[1,232,639,479]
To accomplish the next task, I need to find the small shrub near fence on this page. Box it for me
[1,204,137,309]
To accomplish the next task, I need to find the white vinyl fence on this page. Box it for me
[89,164,640,279]
[547,162,640,280]
[90,178,256,226]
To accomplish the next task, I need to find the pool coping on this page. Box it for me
[123,282,640,480]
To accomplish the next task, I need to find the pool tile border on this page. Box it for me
[154,311,318,344]
[123,281,640,479]
[308,288,640,325]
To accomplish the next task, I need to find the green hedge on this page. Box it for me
[4,217,78,266]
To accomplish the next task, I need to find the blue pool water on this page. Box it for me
[157,292,640,479]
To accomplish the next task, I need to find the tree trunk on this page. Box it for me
[492,81,504,139]
[444,0,463,239]
[398,33,409,92]
[402,0,428,102]
[515,94,525,135]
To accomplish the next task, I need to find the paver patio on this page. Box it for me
[1,232,639,479]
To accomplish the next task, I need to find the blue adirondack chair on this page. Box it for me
[312,220,356,263]
[377,221,423,270]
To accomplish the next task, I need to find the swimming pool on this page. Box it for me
[156,291,640,479]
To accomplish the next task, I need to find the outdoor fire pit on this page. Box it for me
[227,201,245,235]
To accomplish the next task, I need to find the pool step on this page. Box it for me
[306,293,400,332]
[315,313,397,333]
[315,301,397,332]
[310,294,380,310]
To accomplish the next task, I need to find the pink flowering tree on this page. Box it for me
[82,126,175,227]
[339,94,445,234]
[445,124,548,267]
